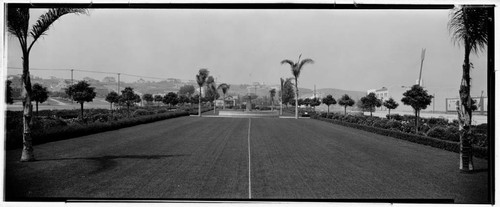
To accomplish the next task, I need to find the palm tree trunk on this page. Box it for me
[295,78,299,119]
[36,101,39,116]
[327,105,330,114]
[388,109,391,116]
[21,50,35,162]
[458,44,474,171]
[223,94,226,110]
[344,106,347,115]
[110,102,113,111]
[198,87,202,117]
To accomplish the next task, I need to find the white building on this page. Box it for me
[367,87,389,102]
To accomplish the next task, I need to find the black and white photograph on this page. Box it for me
[1,0,495,204]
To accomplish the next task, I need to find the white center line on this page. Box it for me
[247,118,252,199]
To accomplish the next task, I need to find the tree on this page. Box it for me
[206,76,219,113]
[6,80,14,104]
[134,94,141,106]
[105,91,119,111]
[178,95,190,105]
[401,85,433,133]
[360,92,382,117]
[303,98,311,108]
[154,94,163,107]
[448,5,489,171]
[179,85,196,97]
[217,83,230,110]
[31,83,49,116]
[279,78,295,110]
[281,54,314,119]
[310,97,321,111]
[196,69,209,117]
[163,92,179,108]
[66,81,96,119]
[383,98,399,116]
[142,93,154,105]
[322,95,336,114]
[119,87,138,116]
[8,7,87,161]
[269,88,276,111]
[338,94,355,115]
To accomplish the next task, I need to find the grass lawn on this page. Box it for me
[5,116,490,203]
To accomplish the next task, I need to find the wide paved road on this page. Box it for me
[5,117,490,203]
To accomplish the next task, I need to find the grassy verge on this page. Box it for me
[312,116,488,159]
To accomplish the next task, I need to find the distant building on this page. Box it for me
[367,87,389,102]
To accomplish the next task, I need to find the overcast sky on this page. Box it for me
[7,8,488,96]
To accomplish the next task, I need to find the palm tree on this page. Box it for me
[281,54,314,119]
[7,7,87,162]
[206,76,218,114]
[269,88,276,111]
[279,78,284,115]
[448,5,489,171]
[217,83,230,110]
[196,69,209,117]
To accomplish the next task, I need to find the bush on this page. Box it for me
[372,119,390,129]
[427,126,448,139]
[445,126,460,142]
[386,113,403,121]
[312,116,488,159]
[6,111,190,150]
[386,119,402,130]
[427,117,449,126]
[133,109,154,117]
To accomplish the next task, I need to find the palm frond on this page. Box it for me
[298,58,314,69]
[29,8,87,51]
[7,7,30,47]
[280,59,294,66]
[448,6,489,54]
[196,68,209,86]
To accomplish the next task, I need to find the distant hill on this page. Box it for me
[300,88,366,101]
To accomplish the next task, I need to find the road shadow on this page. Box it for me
[34,154,189,174]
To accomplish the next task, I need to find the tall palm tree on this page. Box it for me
[281,54,314,119]
[217,83,230,110]
[448,5,489,171]
[7,7,87,162]
[206,76,218,114]
[279,78,284,115]
[269,88,276,111]
[196,69,209,117]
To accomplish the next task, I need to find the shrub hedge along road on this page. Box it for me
[6,107,212,150]
[312,115,488,159]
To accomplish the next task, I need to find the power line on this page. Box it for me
[7,66,194,82]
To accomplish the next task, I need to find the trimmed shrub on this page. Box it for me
[6,111,189,150]
[312,116,488,159]
[427,117,449,126]
[445,126,460,142]
[386,113,403,121]
[133,109,154,117]
[426,126,447,139]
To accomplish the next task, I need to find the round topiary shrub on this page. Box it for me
[426,126,449,140]
[386,119,402,130]
[373,119,390,129]
[133,109,152,117]
[445,126,460,142]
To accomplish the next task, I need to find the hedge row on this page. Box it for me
[312,116,488,159]
[6,111,190,150]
